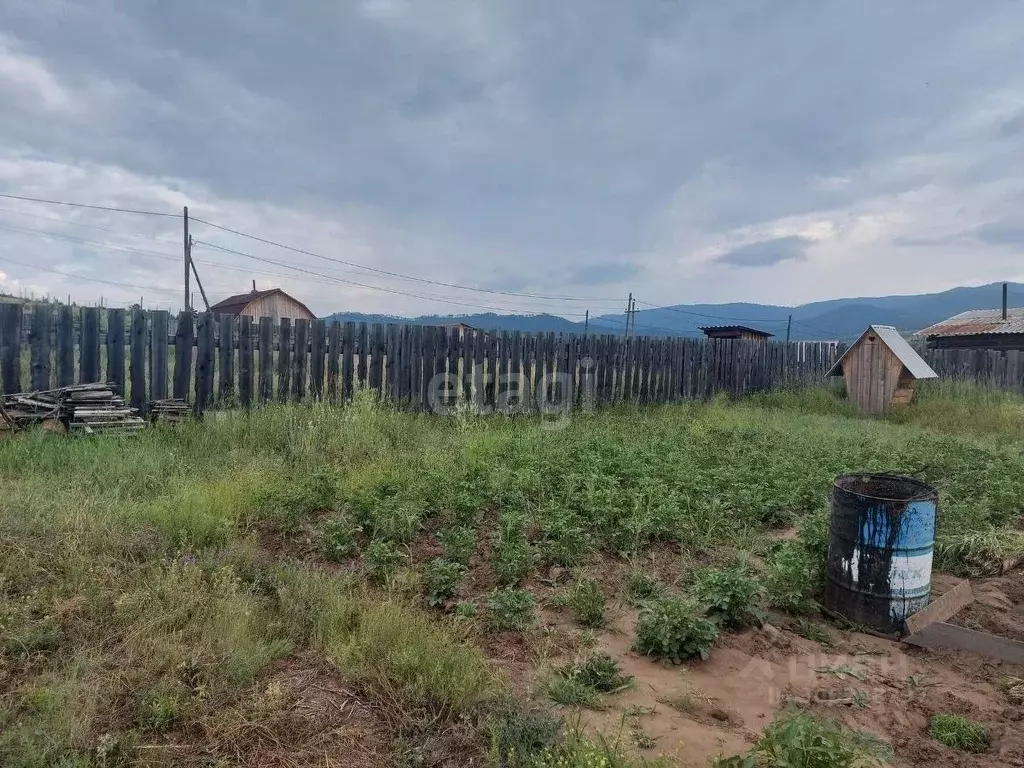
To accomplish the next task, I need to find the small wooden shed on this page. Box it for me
[827,325,937,414]
[699,325,774,342]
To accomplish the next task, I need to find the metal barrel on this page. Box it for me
[823,474,937,635]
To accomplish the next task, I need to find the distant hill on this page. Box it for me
[323,282,1024,341]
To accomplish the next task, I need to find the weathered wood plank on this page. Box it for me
[326,321,341,403]
[292,318,309,402]
[239,315,253,408]
[80,306,100,384]
[356,322,368,391]
[904,621,1024,664]
[258,317,274,403]
[55,305,74,388]
[277,318,292,403]
[150,310,168,401]
[195,312,215,413]
[173,311,193,401]
[385,323,398,403]
[369,322,383,395]
[343,321,355,400]
[29,304,51,392]
[129,308,146,412]
[218,314,234,402]
[310,319,326,401]
[905,581,974,636]
[105,308,125,396]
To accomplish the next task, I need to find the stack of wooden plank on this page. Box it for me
[149,398,191,424]
[0,383,146,435]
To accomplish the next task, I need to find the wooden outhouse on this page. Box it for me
[826,325,937,414]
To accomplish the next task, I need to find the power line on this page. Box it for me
[190,216,621,305]
[194,240,591,316]
[0,192,178,218]
[0,205,180,246]
[0,254,177,294]
[632,298,793,324]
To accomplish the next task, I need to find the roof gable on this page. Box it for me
[826,325,937,379]
[209,288,316,319]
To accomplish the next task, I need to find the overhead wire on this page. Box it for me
[0,254,177,294]
[0,192,178,217]
[193,240,592,316]
[189,216,622,305]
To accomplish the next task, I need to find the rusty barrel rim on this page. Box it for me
[832,473,937,503]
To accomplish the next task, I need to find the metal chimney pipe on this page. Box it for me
[1003,282,1008,320]
[252,279,257,293]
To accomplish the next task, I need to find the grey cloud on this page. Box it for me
[715,237,812,268]
[1,1,1024,312]
[975,221,1024,246]
[566,261,641,286]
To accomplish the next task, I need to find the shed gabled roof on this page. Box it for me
[209,288,315,319]
[914,308,1024,338]
[826,325,937,379]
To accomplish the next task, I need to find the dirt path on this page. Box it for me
[544,574,1024,767]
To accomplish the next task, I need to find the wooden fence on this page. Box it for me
[920,346,1024,392]
[0,303,843,414]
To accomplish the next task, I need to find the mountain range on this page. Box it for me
[323,281,1024,341]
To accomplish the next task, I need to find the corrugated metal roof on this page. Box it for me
[915,308,1024,337]
[209,288,316,319]
[826,325,938,379]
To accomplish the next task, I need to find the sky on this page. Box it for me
[1,1,1024,318]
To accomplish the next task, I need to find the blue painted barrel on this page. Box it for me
[823,474,937,635]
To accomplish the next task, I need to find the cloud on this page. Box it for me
[1,2,1024,313]
[714,236,812,268]
[566,261,641,286]
[975,220,1024,246]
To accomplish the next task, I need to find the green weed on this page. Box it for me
[562,577,606,628]
[485,587,536,631]
[929,714,989,753]
[635,596,719,663]
[438,524,477,565]
[691,565,765,630]
[423,558,466,607]
[322,514,362,562]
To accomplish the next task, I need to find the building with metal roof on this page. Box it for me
[915,308,1024,350]
[827,325,937,414]
[699,325,774,342]
[210,286,316,322]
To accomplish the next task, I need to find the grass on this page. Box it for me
[929,714,989,753]
[1,386,1023,764]
[714,710,893,767]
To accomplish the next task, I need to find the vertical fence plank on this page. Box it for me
[368,323,383,395]
[219,314,234,403]
[105,308,125,395]
[173,311,193,400]
[343,322,355,400]
[258,317,273,403]
[29,304,51,392]
[55,305,74,388]
[195,312,215,413]
[310,319,326,401]
[277,318,292,403]
[0,303,21,394]
[79,307,100,384]
[239,315,253,408]
[292,318,309,402]
[150,310,168,401]
[385,323,399,403]
[355,322,368,391]
[130,308,146,412]
[327,321,341,403]
[435,326,449,410]
[398,323,412,406]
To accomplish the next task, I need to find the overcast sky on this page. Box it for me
[1,1,1023,317]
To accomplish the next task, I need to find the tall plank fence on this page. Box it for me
[0,303,844,414]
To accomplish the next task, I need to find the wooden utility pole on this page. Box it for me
[183,206,190,311]
[623,293,633,339]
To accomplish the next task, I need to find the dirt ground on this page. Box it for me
[539,568,1024,767]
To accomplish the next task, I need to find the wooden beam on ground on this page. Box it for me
[904,621,1024,665]
[905,580,974,636]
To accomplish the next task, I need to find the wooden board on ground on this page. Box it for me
[904,621,1024,665]
[905,580,974,636]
